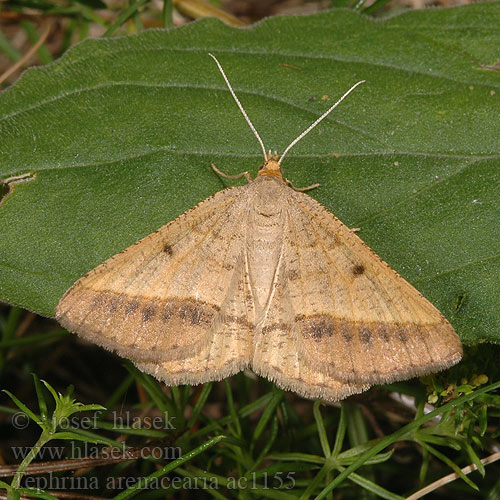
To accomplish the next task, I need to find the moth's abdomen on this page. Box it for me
[246,178,287,319]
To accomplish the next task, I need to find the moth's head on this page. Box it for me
[257,151,283,180]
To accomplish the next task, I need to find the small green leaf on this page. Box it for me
[340,468,405,500]
[248,414,279,472]
[251,387,283,444]
[421,441,479,490]
[332,404,347,456]
[32,373,48,422]
[463,440,486,477]
[0,480,16,499]
[186,382,213,429]
[313,401,331,458]
[50,431,119,445]
[268,452,325,464]
[224,379,242,439]
[2,390,41,425]
[341,449,394,466]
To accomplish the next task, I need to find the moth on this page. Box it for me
[56,54,462,402]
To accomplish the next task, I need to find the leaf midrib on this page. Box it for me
[5,149,490,177]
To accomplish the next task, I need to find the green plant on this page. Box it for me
[1,375,106,499]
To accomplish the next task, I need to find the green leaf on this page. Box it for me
[269,452,325,464]
[186,382,213,429]
[332,403,347,456]
[313,401,331,458]
[0,4,499,344]
[248,414,279,472]
[49,431,118,445]
[343,470,405,500]
[315,380,500,498]
[32,373,48,422]
[251,387,284,444]
[0,480,16,499]
[340,449,394,466]
[2,390,41,425]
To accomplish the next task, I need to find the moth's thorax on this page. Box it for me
[248,175,288,217]
[257,159,283,180]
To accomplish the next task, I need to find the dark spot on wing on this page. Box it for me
[352,264,365,276]
[90,293,105,309]
[108,296,122,313]
[163,244,173,255]
[159,299,220,329]
[340,325,353,343]
[163,307,174,321]
[296,315,335,341]
[360,328,373,344]
[142,305,156,322]
[396,327,408,343]
[378,324,390,342]
[125,300,139,314]
[310,319,334,340]
[179,303,215,326]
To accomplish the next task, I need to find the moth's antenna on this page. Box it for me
[278,80,365,167]
[209,53,268,162]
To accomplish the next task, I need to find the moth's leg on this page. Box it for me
[285,178,320,192]
[211,163,253,184]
